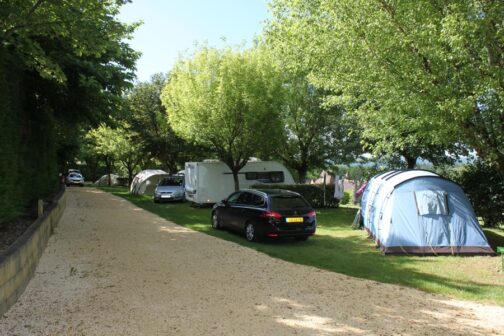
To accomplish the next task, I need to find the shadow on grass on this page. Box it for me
[483,228,504,251]
[101,186,504,306]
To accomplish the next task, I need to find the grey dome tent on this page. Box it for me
[359,170,494,255]
[130,169,169,195]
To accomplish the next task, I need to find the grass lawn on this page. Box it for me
[100,186,504,306]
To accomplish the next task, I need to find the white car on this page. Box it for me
[66,172,84,187]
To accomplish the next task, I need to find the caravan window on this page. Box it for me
[269,171,284,183]
[245,171,284,183]
[414,190,449,216]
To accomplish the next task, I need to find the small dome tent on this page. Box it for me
[130,169,169,195]
[359,170,494,255]
[94,174,120,186]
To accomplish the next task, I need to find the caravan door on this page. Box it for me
[184,163,198,202]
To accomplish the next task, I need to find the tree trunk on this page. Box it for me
[105,157,113,187]
[403,153,417,169]
[163,159,176,174]
[297,166,308,184]
[127,167,133,186]
[232,169,240,191]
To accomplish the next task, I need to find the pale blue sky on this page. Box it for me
[119,0,270,82]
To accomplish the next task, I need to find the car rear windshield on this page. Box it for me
[269,196,310,210]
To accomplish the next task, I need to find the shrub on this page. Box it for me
[251,184,340,208]
[456,161,504,227]
[341,191,351,205]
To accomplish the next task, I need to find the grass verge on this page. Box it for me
[101,186,504,306]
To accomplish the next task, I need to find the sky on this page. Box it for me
[119,0,270,82]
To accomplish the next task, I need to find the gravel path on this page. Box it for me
[1,188,504,336]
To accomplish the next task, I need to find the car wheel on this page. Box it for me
[211,211,221,229]
[296,235,309,242]
[245,223,259,242]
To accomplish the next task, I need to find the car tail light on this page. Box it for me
[260,210,282,219]
[307,210,316,219]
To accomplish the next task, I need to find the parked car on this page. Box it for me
[66,172,84,187]
[211,189,316,242]
[153,175,185,203]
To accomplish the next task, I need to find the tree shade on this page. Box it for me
[0,1,138,225]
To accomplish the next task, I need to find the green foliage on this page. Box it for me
[457,161,504,227]
[0,1,138,225]
[334,164,381,182]
[85,122,143,183]
[251,184,340,208]
[125,73,207,173]
[1,0,139,85]
[161,46,285,190]
[276,73,362,182]
[266,0,504,172]
[341,192,351,205]
[103,186,504,306]
[0,49,24,224]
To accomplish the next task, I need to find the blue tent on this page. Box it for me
[359,170,494,255]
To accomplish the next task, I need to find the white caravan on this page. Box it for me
[184,161,295,205]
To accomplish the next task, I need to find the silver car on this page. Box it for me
[154,176,185,203]
[66,172,84,187]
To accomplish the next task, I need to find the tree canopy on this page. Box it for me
[0,0,138,224]
[266,0,504,172]
[277,74,361,182]
[85,122,143,184]
[161,46,285,190]
[125,73,207,173]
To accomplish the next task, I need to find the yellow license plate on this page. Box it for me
[286,217,303,223]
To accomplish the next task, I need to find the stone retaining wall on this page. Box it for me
[0,189,66,315]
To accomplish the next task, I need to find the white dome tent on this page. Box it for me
[94,174,120,186]
[130,170,169,195]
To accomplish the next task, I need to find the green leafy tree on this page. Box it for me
[86,123,142,185]
[279,75,361,182]
[266,0,504,172]
[1,0,138,84]
[161,46,285,190]
[126,73,207,173]
[0,0,138,224]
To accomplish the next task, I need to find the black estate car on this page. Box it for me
[211,189,316,242]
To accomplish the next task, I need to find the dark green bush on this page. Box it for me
[0,49,59,227]
[456,161,504,227]
[251,184,340,208]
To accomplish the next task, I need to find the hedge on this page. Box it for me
[251,184,340,208]
[456,161,504,227]
[0,49,59,226]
